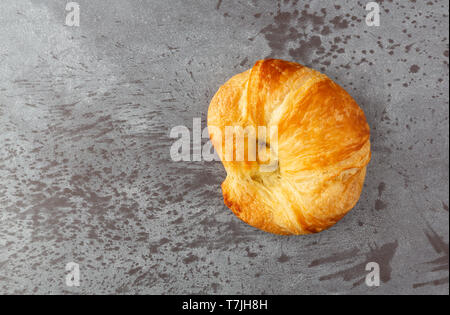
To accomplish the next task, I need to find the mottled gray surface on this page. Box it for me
[0,0,448,295]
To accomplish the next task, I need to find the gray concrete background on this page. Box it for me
[0,0,448,295]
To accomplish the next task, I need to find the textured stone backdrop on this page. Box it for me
[0,0,448,294]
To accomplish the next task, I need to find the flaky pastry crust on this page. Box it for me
[208,59,371,235]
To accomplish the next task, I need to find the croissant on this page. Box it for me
[207,59,371,235]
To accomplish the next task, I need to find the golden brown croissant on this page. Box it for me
[208,59,371,235]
